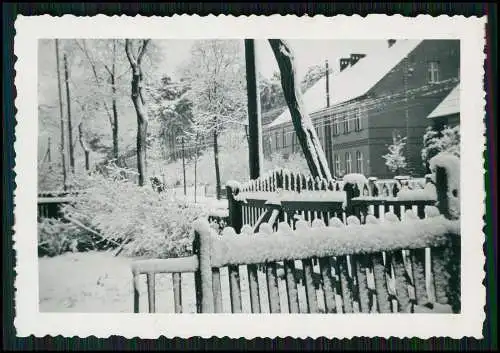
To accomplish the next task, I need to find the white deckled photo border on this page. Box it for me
[14,14,487,339]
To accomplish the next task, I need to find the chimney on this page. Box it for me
[350,53,366,66]
[388,39,396,48]
[339,58,350,72]
[325,60,330,107]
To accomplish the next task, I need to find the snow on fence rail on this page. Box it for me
[131,153,461,314]
[132,207,460,314]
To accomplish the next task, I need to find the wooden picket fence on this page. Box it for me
[131,159,460,314]
[226,169,435,235]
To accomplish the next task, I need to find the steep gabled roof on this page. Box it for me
[427,83,460,119]
[268,39,423,128]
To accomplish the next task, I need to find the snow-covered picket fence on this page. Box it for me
[132,208,460,314]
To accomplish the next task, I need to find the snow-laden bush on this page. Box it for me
[421,125,460,166]
[61,166,208,258]
[38,218,93,257]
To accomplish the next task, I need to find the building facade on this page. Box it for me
[263,39,460,179]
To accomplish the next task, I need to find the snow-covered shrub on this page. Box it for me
[421,125,460,166]
[382,132,407,174]
[61,166,208,258]
[38,218,93,257]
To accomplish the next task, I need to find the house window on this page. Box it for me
[356,151,363,174]
[334,154,341,177]
[332,114,340,136]
[345,152,352,174]
[343,113,350,134]
[354,108,362,131]
[428,61,440,83]
[282,129,286,147]
[275,131,280,149]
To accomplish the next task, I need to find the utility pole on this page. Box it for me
[182,137,187,196]
[325,59,330,107]
[324,59,333,173]
[55,39,67,190]
[64,53,75,174]
[194,133,199,203]
[244,39,263,180]
[404,56,410,174]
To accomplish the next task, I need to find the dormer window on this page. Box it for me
[428,61,440,83]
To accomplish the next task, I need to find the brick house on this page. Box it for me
[263,39,460,179]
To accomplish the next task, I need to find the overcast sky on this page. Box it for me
[158,39,388,81]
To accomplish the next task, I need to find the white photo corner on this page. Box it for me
[14,14,487,339]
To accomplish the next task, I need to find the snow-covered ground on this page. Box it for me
[39,251,329,313]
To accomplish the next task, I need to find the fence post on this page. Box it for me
[192,225,214,313]
[343,181,360,218]
[434,162,461,313]
[226,184,243,233]
[368,177,378,196]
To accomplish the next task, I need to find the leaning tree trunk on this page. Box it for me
[213,128,222,200]
[268,39,332,180]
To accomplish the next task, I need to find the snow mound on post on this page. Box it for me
[343,173,368,190]
[429,152,460,218]
[210,217,460,267]
[225,180,241,191]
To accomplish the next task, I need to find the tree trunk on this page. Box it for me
[125,39,150,187]
[55,39,67,190]
[63,53,75,175]
[111,42,119,160]
[268,39,332,180]
[213,128,221,200]
[78,123,90,171]
[131,64,148,186]
[136,115,148,186]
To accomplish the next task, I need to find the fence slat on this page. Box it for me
[172,272,183,313]
[284,260,300,313]
[319,257,337,313]
[266,262,281,313]
[146,273,156,313]
[302,258,319,313]
[212,268,223,313]
[337,256,354,313]
[371,254,392,313]
[247,264,261,313]
[133,273,140,313]
[391,250,412,312]
[410,248,429,306]
[353,255,371,313]
[228,265,242,313]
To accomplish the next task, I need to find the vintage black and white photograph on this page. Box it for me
[15,15,486,339]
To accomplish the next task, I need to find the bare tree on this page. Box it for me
[125,39,150,186]
[183,40,247,199]
[74,39,127,160]
[268,39,332,180]
[55,39,68,190]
